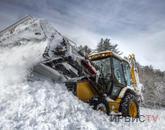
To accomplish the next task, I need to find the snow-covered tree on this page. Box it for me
[96,38,122,55]
[78,45,92,57]
[139,65,165,108]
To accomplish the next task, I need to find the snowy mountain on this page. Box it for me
[0,16,164,130]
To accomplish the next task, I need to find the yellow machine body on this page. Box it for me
[76,80,96,102]
[131,66,137,85]
[128,54,140,87]
[76,80,123,112]
[108,98,122,113]
[75,51,140,116]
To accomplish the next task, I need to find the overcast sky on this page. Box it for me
[0,0,165,70]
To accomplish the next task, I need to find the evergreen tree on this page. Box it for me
[78,45,91,55]
[97,38,104,52]
[96,38,122,55]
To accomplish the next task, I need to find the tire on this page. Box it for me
[90,97,110,115]
[120,93,139,118]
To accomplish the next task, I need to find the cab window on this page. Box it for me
[123,62,131,86]
[113,58,125,85]
[92,57,111,78]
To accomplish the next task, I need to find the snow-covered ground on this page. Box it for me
[0,17,164,130]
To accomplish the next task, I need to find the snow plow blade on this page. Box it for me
[33,63,66,82]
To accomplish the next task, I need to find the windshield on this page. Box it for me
[92,58,111,77]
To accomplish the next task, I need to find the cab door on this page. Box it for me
[110,58,126,99]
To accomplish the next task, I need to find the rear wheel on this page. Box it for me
[120,93,139,118]
[90,97,110,115]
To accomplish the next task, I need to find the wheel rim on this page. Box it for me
[129,101,138,118]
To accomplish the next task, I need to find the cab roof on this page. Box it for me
[88,50,129,64]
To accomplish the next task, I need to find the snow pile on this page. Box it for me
[0,17,165,130]
[0,81,113,130]
[0,42,46,86]
[0,19,46,48]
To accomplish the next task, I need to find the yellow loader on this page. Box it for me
[66,51,141,118]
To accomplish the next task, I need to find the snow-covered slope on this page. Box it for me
[0,17,164,130]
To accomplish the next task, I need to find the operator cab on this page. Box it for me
[89,51,131,100]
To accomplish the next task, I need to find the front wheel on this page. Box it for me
[120,93,139,118]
